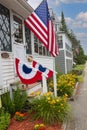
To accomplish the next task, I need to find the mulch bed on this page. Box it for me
[7,115,62,130]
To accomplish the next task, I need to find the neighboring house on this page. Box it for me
[50,9,73,74]
[56,32,73,74]
[0,0,55,95]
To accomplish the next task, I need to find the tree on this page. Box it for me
[75,46,86,64]
[60,11,68,34]
[60,12,86,64]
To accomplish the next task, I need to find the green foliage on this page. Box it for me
[57,74,77,97]
[48,73,77,98]
[1,92,15,115]
[1,88,27,115]
[13,88,27,112]
[75,46,86,64]
[0,108,10,130]
[29,92,71,124]
[60,12,86,64]
[14,112,26,121]
[72,64,85,82]
[60,11,68,33]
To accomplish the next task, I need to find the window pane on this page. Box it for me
[39,42,42,55]
[34,35,51,56]
[25,26,31,54]
[13,15,23,43]
[0,4,11,51]
[58,36,63,48]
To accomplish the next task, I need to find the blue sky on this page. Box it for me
[28,0,87,55]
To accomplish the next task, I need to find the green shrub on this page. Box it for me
[1,92,15,115]
[48,74,77,98]
[57,74,77,97]
[71,69,82,75]
[13,88,27,112]
[0,108,10,130]
[29,92,71,124]
[1,88,27,115]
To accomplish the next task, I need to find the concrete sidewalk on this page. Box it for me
[65,62,87,130]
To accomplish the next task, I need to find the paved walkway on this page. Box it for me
[66,62,87,130]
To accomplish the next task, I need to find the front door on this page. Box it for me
[13,15,26,60]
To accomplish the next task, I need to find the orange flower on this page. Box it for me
[15,112,20,115]
[19,114,24,117]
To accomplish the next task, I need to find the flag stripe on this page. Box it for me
[52,23,56,56]
[32,13,47,33]
[28,15,48,41]
[25,20,48,47]
[48,20,52,52]
[29,13,48,38]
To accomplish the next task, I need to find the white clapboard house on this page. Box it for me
[50,9,73,74]
[0,0,57,97]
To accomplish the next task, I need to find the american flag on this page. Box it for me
[24,0,59,57]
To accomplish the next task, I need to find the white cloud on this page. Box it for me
[59,0,87,3]
[62,12,87,29]
[76,12,87,21]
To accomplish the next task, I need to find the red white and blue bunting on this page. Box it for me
[32,60,53,80]
[15,58,41,84]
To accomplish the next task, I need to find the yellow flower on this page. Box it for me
[56,99,59,102]
[39,124,45,127]
[34,124,39,129]
[47,97,51,100]
[58,110,60,112]
[60,103,63,106]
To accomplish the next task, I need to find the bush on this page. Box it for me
[57,74,77,97]
[1,88,27,115]
[1,92,15,115]
[0,108,10,130]
[71,69,82,75]
[29,92,71,124]
[13,88,27,112]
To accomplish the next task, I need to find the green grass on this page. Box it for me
[77,75,84,82]
[73,64,85,71]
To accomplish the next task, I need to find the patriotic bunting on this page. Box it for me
[32,60,53,80]
[15,58,41,84]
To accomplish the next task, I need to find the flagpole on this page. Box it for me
[53,57,57,97]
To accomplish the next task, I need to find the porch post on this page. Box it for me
[53,58,57,97]
[42,74,48,93]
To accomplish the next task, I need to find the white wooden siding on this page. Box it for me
[0,52,15,87]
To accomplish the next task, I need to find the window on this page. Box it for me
[13,15,23,43]
[25,26,31,54]
[58,36,63,48]
[34,35,50,56]
[0,4,11,51]
[65,43,72,51]
[66,50,72,57]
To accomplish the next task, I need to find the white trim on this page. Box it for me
[31,32,35,55]
[23,21,26,47]
[64,49,67,74]
[10,10,14,52]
